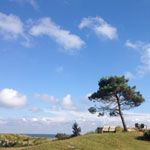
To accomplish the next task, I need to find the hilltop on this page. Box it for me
[1,132,149,150]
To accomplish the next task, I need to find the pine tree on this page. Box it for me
[72,122,81,137]
[89,76,144,132]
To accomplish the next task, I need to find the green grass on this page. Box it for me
[0,132,150,150]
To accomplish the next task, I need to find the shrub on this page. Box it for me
[55,133,68,140]
[143,130,150,140]
[0,140,17,147]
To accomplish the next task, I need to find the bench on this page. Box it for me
[100,126,116,133]
[109,126,116,132]
[102,126,110,133]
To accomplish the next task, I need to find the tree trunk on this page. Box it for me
[116,95,128,132]
[119,110,128,132]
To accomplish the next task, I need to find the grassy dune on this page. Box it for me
[14,132,150,150]
[0,132,149,150]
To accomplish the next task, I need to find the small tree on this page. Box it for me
[72,122,81,137]
[88,76,144,132]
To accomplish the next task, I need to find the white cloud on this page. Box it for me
[61,94,76,110]
[34,93,57,104]
[0,12,24,39]
[79,16,118,40]
[0,88,27,108]
[125,40,150,77]
[125,40,142,49]
[10,0,38,9]
[0,111,150,134]
[32,117,38,122]
[44,110,99,123]
[0,12,31,47]
[30,17,85,52]
[34,93,76,111]
[0,13,84,50]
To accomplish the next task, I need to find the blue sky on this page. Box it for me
[0,0,150,134]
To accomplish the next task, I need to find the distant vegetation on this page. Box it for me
[55,133,69,140]
[0,134,49,148]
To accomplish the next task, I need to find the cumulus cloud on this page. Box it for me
[0,88,27,108]
[125,40,150,77]
[0,12,31,47]
[0,12,84,51]
[30,17,85,51]
[79,16,118,40]
[34,93,76,111]
[0,12,24,39]
[61,94,76,110]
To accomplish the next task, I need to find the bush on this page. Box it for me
[143,130,150,140]
[0,140,17,147]
[55,133,68,140]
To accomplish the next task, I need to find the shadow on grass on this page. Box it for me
[136,136,150,141]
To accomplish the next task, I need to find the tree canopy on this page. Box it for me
[88,75,145,131]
